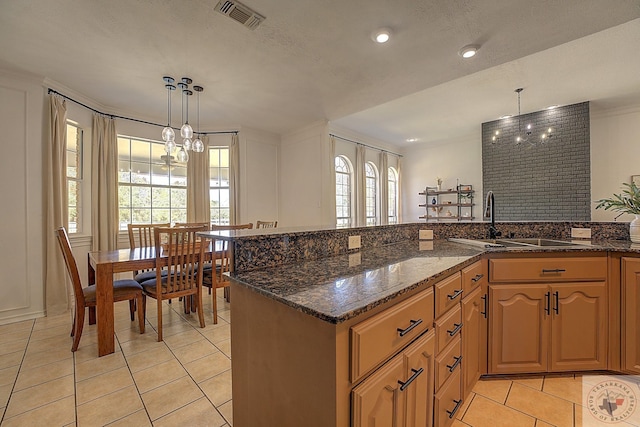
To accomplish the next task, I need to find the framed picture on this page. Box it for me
[632,175,640,186]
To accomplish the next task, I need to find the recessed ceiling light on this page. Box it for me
[458,44,479,59]
[406,138,419,142]
[372,28,392,44]
[546,105,559,110]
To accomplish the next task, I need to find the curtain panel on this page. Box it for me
[355,145,366,227]
[91,114,118,251]
[229,134,240,225]
[187,135,211,223]
[379,151,389,226]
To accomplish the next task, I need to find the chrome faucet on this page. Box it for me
[484,191,501,239]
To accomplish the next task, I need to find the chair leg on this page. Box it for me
[156,297,163,342]
[197,289,205,328]
[129,299,135,321]
[72,306,86,352]
[88,306,96,325]
[70,308,76,337]
[213,287,218,325]
[136,294,145,334]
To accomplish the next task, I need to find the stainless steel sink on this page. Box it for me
[448,237,591,249]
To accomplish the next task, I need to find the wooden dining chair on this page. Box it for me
[142,225,208,341]
[127,223,170,283]
[204,223,254,323]
[56,227,145,352]
[256,220,278,229]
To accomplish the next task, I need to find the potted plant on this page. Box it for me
[595,182,640,242]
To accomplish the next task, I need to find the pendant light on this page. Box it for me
[514,88,532,145]
[192,85,205,153]
[161,76,177,154]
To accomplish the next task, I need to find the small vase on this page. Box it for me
[631,215,640,243]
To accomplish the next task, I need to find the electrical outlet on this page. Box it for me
[419,229,434,240]
[419,241,434,251]
[571,227,592,239]
[349,252,361,267]
[348,235,361,250]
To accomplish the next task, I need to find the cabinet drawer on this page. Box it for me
[351,287,434,381]
[435,304,462,354]
[462,260,485,294]
[435,335,462,392]
[435,273,463,317]
[489,256,607,283]
[434,369,462,427]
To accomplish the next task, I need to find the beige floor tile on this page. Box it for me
[171,338,220,365]
[506,382,574,427]
[119,333,166,357]
[0,319,33,334]
[124,343,174,373]
[105,409,152,426]
[26,334,72,354]
[462,394,536,427]
[217,400,233,425]
[471,378,513,404]
[75,351,126,382]
[201,323,231,344]
[0,339,29,356]
[183,351,231,383]
[542,375,584,405]
[73,341,122,365]
[0,382,13,409]
[512,376,544,390]
[160,320,198,338]
[456,392,475,420]
[14,358,74,391]
[77,385,144,426]
[163,329,205,350]
[21,347,72,370]
[4,374,74,418]
[132,359,187,393]
[29,323,71,342]
[141,376,203,421]
[33,312,72,331]
[217,309,231,324]
[0,328,32,346]
[0,364,19,386]
[114,325,146,343]
[76,366,135,405]
[199,369,233,406]
[0,350,24,370]
[153,396,227,427]
[215,339,232,358]
[1,395,75,427]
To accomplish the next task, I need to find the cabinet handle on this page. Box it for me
[553,291,559,315]
[447,399,463,419]
[447,289,463,300]
[446,355,463,372]
[398,367,423,392]
[447,322,463,336]
[471,274,484,282]
[481,294,487,318]
[397,319,423,337]
[545,292,550,316]
[542,268,566,273]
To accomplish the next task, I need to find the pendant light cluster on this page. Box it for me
[161,76,205,164]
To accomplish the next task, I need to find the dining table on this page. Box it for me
[88,241,223,356]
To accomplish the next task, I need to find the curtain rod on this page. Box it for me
[329,134,402,157]
[47,88,238,136]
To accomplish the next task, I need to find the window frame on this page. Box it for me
[66,121,83,234]
[388,166,399,225]
[209,146,230,226]
[365,161,378,226]
[335,155,352,228]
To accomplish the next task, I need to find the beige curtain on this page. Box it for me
[91,114,118,251]
[379,151,389,225]
[45,94,71,315]
[187,135,211,223]
[329,136,336,225]
[229,133,240,225]
[396,155,403,223]
[355,145,366,227]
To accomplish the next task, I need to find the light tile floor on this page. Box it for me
[0,289,637,426]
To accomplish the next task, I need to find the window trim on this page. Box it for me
[66,121,83,234]
[335,155,353,228]
[388,166,399,225]
[365,161,378,226]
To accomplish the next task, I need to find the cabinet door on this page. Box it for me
[403,330,436,427]
[462,287,483,397]
[623,258,640,373]
[489,285,550,374]
[352,355,405,427]
[550,282,607,371]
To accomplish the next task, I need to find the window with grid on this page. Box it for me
[66,122,82,233]
[335,156,352,228]
[117,136,187,229]
[210,147,230,225]
[365,162,378,226]
[388,167,399,224]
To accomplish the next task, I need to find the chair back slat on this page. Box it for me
[256,220,278,229]
[154,225,208,294]
[55,227,85,307]
[128,223,170,249]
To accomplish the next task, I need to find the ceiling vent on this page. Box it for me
[215,0,265,30]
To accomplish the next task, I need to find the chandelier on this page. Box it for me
[161,76,205,163]
[491,88,555,146]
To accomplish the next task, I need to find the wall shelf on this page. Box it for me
[419,185,474,222]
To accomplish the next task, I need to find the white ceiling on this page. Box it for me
[1,0,639,148]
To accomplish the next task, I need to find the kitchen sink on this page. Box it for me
[448,237,592,249]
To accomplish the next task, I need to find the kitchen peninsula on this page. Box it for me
[199,222,640,427]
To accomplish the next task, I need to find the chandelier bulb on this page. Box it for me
[176,147,189,163]
[193,137,204,153]
[162,126,175,142]
[183,137,193,151]
[181,122,193,139]
[164,139,177,154]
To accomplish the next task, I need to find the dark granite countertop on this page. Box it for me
[229,238,640,325]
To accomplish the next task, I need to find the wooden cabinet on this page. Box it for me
[462,286,487,396]
[622,257,640,373]
[352,330,436,427]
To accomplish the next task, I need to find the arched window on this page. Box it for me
[335,156,352,228]
[365,162,378,226]
[388,167,399,224]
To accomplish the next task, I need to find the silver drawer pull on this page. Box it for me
[542,268,566,273]
[471,274,484,282]
[398,367,423,391]
[447,289,463,300]
[397,319,423,337]
[447,322,463,336]
[446,355,462,372]
[447,399,463,419]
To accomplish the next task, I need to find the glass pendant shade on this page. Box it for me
[193,137,204,153]
[162,126,175,142]
[183,138,193,151]
[164,139,177,154]
[176,147,189,163]
[180,123,193,139]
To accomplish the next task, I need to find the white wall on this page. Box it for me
[591,104,640,222]
[401,133,483,223]
[0,71,46,323]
